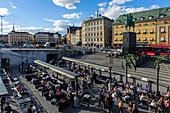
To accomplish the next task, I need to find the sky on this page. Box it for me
[0,0,169,35]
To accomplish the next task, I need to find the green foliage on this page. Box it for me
[154,55,170,74]
[71,49,77,55]
[122,54,137,72]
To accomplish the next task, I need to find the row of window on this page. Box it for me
[85,32,103,36]
[85,37,103,42]
[114,29,154,35]
[85,26,103,31]
[85,21,103,26]
[114,37,166,42]
[115,23,154,29]
[117,14,166,23]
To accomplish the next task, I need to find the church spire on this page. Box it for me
[12,23,15,32]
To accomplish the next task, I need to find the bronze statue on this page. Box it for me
[123,13,135,31]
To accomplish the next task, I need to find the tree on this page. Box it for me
[57,48,68,56]
[121,54,137,84]
[154,56,170,95]
[71,49,77,57]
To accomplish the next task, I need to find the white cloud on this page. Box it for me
[9,2,17,9]
[109,0,133,5]
[98,2,107,7]
[100,4,160,20]
[0,8,10,15]
[52,0,80,9]
[44,18,71,32]
[62,12,83,19]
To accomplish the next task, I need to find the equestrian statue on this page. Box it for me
[123,13,135,31]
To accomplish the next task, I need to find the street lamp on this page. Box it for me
[0,15,5,42]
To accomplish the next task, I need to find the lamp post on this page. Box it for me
[0,15,5,42]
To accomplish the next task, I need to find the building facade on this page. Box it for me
[8,31,33,44]
[35,32,49,44]
[0,35,8,42]
[82,16,114,47]
[67,26,81,45]
[112,7,170,48]
[76,29,82,44]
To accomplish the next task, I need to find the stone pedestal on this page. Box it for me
[123,32,136,55]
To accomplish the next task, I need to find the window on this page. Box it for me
[91,33,93,36]
[143,37,147,41]
[161,37,165,42]
[100,38,102,41]
[161,28,165,33]
[161,21,165,24]
[143,24,147,26]
[88,33,90,36]
[120,26,122,28]
[137,29,140,34]
[94,27,96,30]
[149,16,153,19]
[88,28,90,31]
[167,8,170,11]
[143,29,147,34]
[91,27,93,31]
[100,32,102,35]
[100,21,102,24]
[94,38,96,41]
[85,28,87,31]
[150,23,154,26]
[140,17,144,20]
[160,14,164,18]
[85,33,87,36]
[97,32,99,35]
[115,26,117,29]
[117,20,121,23]
[150,37,154,41]
[150,29,154,34]
[97,27,99,30]
[97,38,99,41]
[100,26,102,30]
[88,23,90,26]
[115,38,117,41]
[89,38,90,41]
[120,31,122,35]
[119,38,122,41]
[94,22,96,25]
[115,31,118,35]
[94,33,96,36]
[97,22,99,25]
[137,24,140,27]
[137,37,140,41]
[91,38,93,41]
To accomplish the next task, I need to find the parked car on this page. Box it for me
[23,44,34,48]
[5,43,11,47]
[35,44,44,48]
[0,43,5,47]
[100,47,111,52]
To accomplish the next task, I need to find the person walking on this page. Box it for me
[119,100,124,113]
[100,92,105,111]
[27,105,33,113]
[3,102,11,113]
[1,96,6,112]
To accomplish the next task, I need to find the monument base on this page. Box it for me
[123,32,136,55]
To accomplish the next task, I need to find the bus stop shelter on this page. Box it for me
[62,57,112,78]
[34,60,80,92]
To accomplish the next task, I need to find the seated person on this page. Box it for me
[166,90,170,97]
[145,85,150,92]
[49,89,54,99]
[46,74,50,79]
[31,77,36,83]
[149,100,157,112]
[97,75,102,81]
[148,92,154,101]
[130,83,135,89]
[122,94,130,101]
[128,101,133,111]
[118,85,123,92]
[140,93,146,101]
[102,87,106,93]
[4,103,11,113]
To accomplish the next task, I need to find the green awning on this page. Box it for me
[74,43,79,45]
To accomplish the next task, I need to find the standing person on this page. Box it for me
[91,73,94,87]
[87,76,92,90]
[1,96,6,112]
[119,100,124,113]
[132,104,139,113]
[3,102,11,113]
[98,89,102,108]
[100,92,105,111]
[107,94,113,113]
[27,105,33,113]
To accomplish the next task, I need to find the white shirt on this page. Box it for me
[118,87,123,92]
[87,77,91,84]
[151,102,157,107]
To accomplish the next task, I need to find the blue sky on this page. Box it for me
[0,0,169,35]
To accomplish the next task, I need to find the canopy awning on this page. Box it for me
[0,76,8,96]
[62,57,112,70]
[74,43,79,45]
[34,60,79,79]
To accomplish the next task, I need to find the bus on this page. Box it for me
[137,45,170,56]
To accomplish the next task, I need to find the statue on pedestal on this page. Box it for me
[123,13,135,31]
